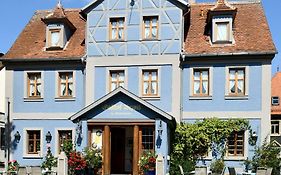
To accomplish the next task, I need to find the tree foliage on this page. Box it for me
[170,118,250,174]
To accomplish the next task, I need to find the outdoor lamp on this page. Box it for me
[249,131,258,146]
[14,131,21,143]
[46,131,52,143]
[158,121,163,136]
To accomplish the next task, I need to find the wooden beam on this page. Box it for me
[133,125,139,175]
[104,125,110,175]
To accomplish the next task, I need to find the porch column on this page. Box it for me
[104,125,110,175]
[133,125,139,175]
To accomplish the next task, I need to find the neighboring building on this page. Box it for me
[0,0,276,174]
[271,72,281,147]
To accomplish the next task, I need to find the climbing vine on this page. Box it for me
[170,118,250,174]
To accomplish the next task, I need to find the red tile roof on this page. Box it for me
[184,2,276,55]
[272,72,281,115]
[4,8,85,59]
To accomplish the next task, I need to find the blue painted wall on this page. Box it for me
[86,0,183,56]
[94,65,172,112]
[183,63,262,112]
[12,120,87,166]
[13,68,85,113]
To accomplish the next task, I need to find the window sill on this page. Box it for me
[141,96,160,100]
[189,96,212,100]
[224,156,247,161]
[270,134,281,136]
[23,154,43,159]
[141,38,160,42]
[225,95,248,100]
[109,39,125,42]
[55,97,76,102]
[45,46,63,51]
[23,98,44,102]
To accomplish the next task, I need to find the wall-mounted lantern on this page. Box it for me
[158,121,163,137]
[46,131,52,143]
[249,130,258,146]
[14,131,21,143]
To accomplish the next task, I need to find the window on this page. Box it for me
[229,68,245,95]
[47,28,63,49]
[141,127,154,152]
[110,70,125,91]
[0,128,5,150]
[271,121,280,135]
[27,130,41,154]
[227,131,244,157]
[215,22,230,41]
[272,96,280,106]
[109,17,125,40]
[142,70,158,96]
[212,17,233,43]
[27,73,42,98]
[58,130,72,153]
[143,16,158,40]
[193,69,209,96]
[58,72,73,97]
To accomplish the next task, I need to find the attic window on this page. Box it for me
[272,96,279,106]
[46,27,64,50]
[212,17,233,44]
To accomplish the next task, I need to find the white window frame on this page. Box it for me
[24,71,44,101]
[225,130,248,160]
[189,66,213,100]
[55,71,76,101]
[106,67,128,93]
[23,128,43,158]
[271,120,280,136]
[46,25,65,49]
[225,66,249,99]
[138,67,161,99]
[272,96,280,106]
[55,128,75,156]
[212,16,233,44]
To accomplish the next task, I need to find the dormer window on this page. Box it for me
[212,17,233,43]
[50,29,62,47]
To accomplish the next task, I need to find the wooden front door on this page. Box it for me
[111,127,126,174]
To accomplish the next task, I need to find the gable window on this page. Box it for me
[50,29,61,47]
[143,16,158,40]
[227,131,244,157]
[58,72,73,97]
[142,70,158,96]
[46,27,64,49]
[272,96,280,106]
[110,70,125,91]
[58,130,72,153]
[271,121,280,135]
[27,130,41,154]
[229,68,245,95]
[109,17,125,40]
[193,69,209,96]
[27,73,42,98]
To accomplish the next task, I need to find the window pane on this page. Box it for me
[111,82,117,91]
[202,71,208,80]
[30,84,35,96]
[194,81,200,94]
[118,28,123,39]
[68,74,73,83]
[119,19,124,27]
[61,83,66,96]
[202,81,208,94]
[143,82,149,94]
[152,27,157,38]
[143,72,149,81]
[151,82,157,95]
[194,71,200,80]
[36,84,41,96]
[217,23,228,41]
[68,83,73,96]
[151,71,157,81]
[119,72,125,81]
[111,73,117,81]
[237,80,244,93]
[229,80,235,93]
[112,28,117,39]
[237,70,244,79]
[51,31,60,46]
[229,70,235,79]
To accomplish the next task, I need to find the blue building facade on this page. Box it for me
[0,0,277,174]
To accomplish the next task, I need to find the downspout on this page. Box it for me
[5,97,10,167]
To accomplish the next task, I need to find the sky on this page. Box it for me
[0,0,280,74]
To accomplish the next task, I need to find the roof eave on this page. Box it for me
[69,87,173,121]
[0,57,82,62]
[182,51,277,58]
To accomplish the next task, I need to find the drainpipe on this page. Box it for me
[5,97,10,167]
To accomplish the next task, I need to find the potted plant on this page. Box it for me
[210,159,225,175]
[41,147,57,175]
[139,151,156,175]
[7,160,19,175]
[68,151,87,175]
[83,147,102,175]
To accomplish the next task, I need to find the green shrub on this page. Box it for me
[210,159,225,174]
